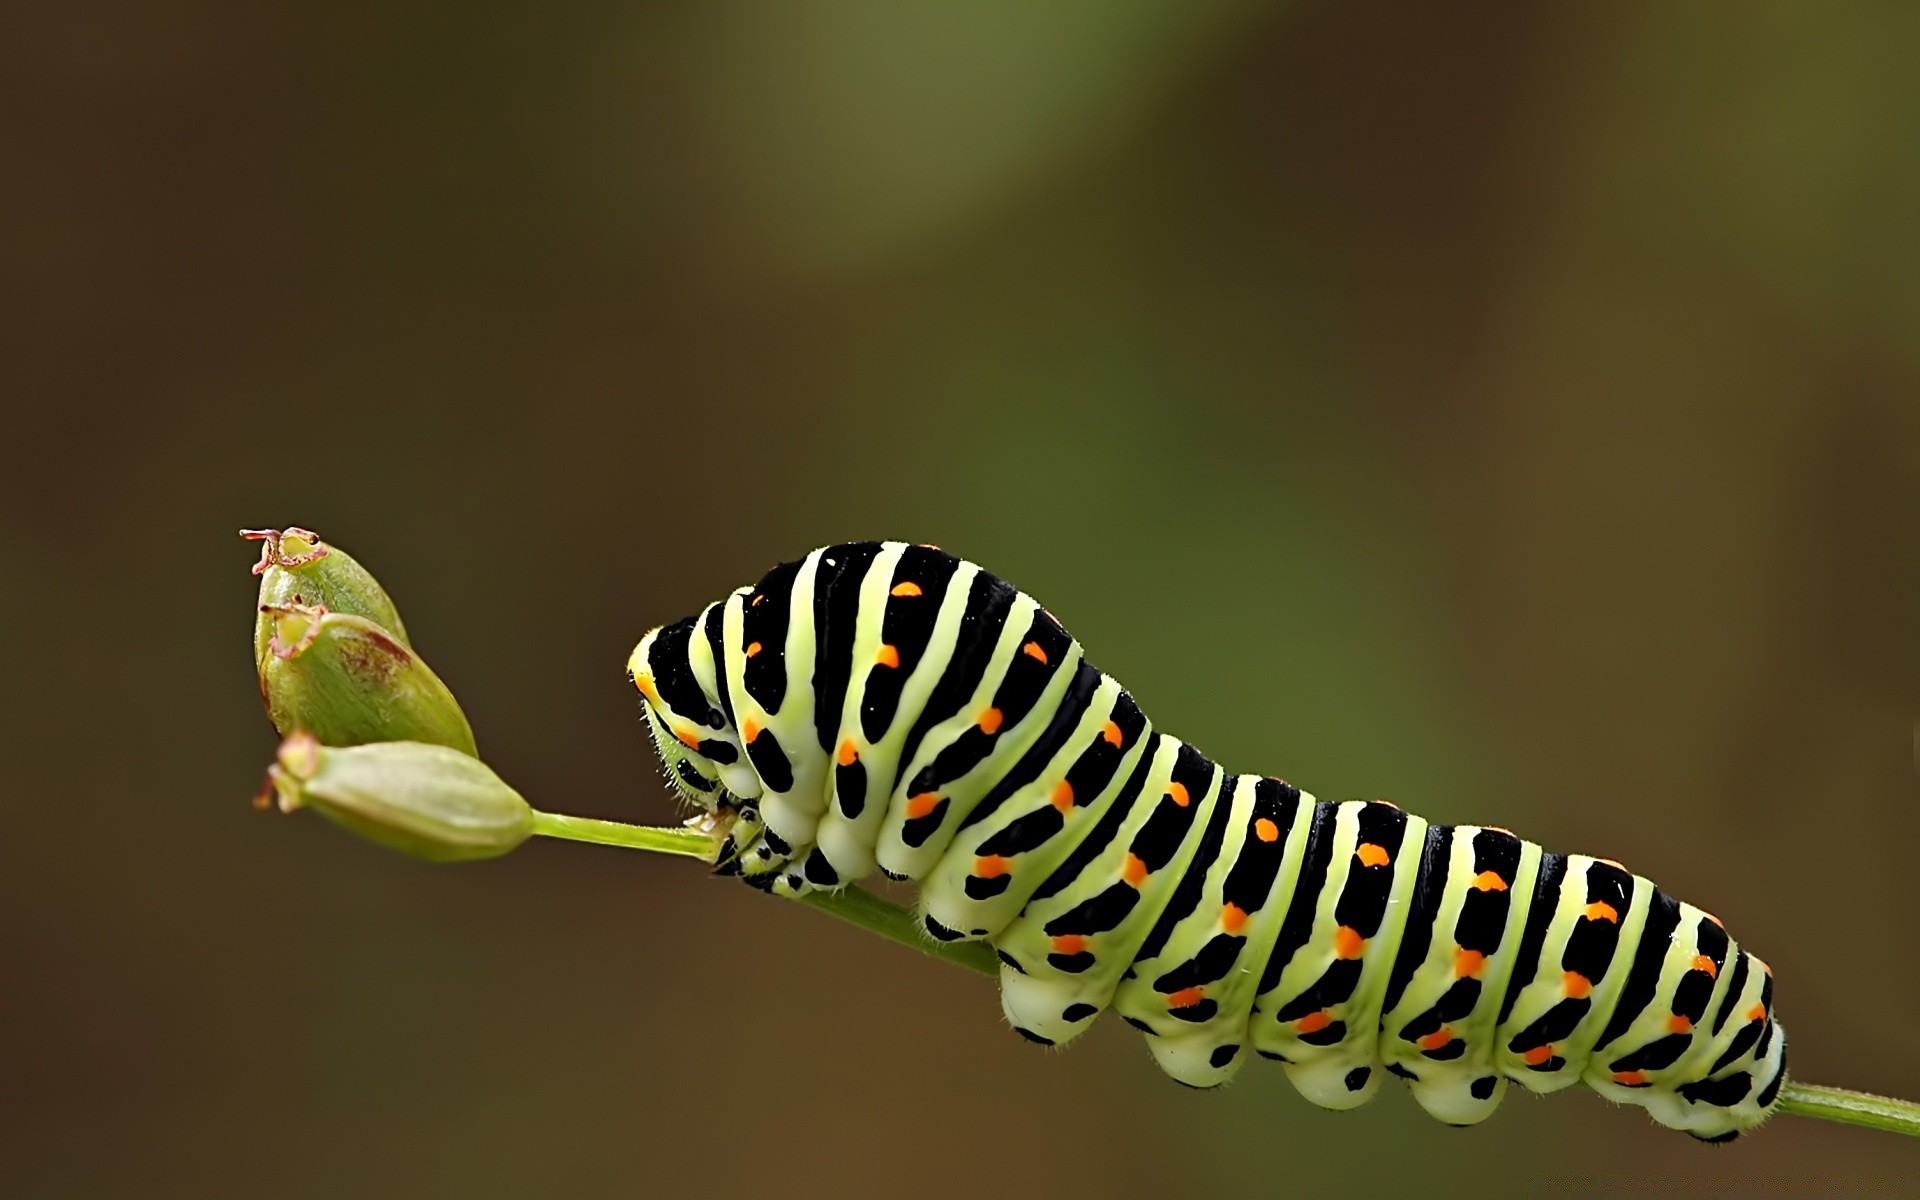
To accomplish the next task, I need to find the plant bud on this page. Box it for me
[244,527,411,670]
[266,734,533,862]
[259,602,478,755]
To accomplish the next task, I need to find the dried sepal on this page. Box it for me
[242,527,330,574]
[263,600,328,660]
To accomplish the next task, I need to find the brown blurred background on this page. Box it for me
[4,2,1918,1196]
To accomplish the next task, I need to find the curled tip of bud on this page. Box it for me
[241,527,331,575]
[262,601,329,660]
[263,738,534,862]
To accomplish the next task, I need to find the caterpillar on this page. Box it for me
[627,542,1785,1142]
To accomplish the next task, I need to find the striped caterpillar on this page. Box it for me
[627,542,1785,1142]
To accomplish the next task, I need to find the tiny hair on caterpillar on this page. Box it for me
[627,542,1784,1143]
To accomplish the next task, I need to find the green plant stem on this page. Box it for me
[528,809,1920,1141]
[529,811,716,858]
[1774,1083,1920,1139]
[528,809,999,976]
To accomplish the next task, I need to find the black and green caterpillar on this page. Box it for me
[629,542,1784,1141]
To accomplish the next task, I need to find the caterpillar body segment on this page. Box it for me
[628,542,1786,1142]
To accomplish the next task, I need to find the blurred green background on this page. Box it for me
[5,2,1918,1196]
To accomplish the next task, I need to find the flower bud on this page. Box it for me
[243,527,411,671]
[259,602,478,755]
[265,734,533,862]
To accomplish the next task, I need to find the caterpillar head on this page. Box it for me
[627,618,752,818]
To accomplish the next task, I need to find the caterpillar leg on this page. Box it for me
[714,808,837,902]
[994,960,1103,1050]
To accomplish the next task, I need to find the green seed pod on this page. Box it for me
[258,602,478,756]
[266,734,533,862]
[244,527,411,671]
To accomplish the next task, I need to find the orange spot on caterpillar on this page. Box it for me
[745,641,763,658]
[1702,911,1725,929]
[978,708,1003,734]
[1583,902,1619,924]
[1372,799,1401,811]
[1253,818,1280,843]
[1562,971,1592,999]
[837,739,858,766]
[1122,853,1148,886]
[1522,1044,1555,1066]
[1667,1015,1693,1035]
[1453,948,1485,977]
[974,855,1009,879]
[741,719,760,743]
[1022,641,1049,665]
[1471,870,1508,892]
[1221,903,1247,934]
[1691,954,1718,979]
[633,674,657,699]
[1051,934,1086,955]
[1482,825,1512,836]
[1355,842,1390,868]
[1596,858,1625,870]
[905,793,941,819]
[750,594,765,606]
[890,582,922,597]
[1612,1071,1647,1086]
[1101,720,1123,747]
[875,644,900,668]
[1419,1028,1453,1051]
[1166,782,1190,808]
[1167,986,1206,1009]
[1295,1011,1332,1034]
[675,728,702,750]
[1333,926,1366,959]
[1050,781,1075,812]
[1747,1004,1767,1023]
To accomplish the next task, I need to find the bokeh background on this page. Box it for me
[5,3,1918,1196]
